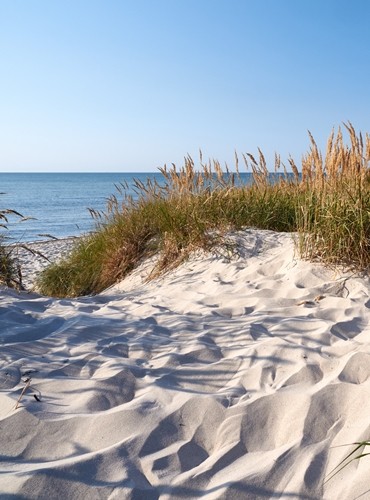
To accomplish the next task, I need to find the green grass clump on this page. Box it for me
[0,209,24,289]
[36,123,369,297]
[0,240,19,288]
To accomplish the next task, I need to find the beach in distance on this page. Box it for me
[1,228,370,499]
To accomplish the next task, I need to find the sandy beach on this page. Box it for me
[1,228,370,499]
[10,238,79,290]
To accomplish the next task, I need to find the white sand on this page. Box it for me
[11,238,78,289]
[1,229,370,499]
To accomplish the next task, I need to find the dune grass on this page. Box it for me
[0,239,19,288]
[36,123,369,297]
[296,123,370,269]
[0,209,24,288]
[325,440,370,483]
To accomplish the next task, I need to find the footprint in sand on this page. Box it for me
[338,352,370,384]
[0,365,22,389]
[283,364,323,387]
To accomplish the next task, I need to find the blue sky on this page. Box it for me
[1,0,369,172]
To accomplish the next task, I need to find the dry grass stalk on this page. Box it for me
[14,378,31,410]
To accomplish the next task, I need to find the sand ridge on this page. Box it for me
[1,229,370,499]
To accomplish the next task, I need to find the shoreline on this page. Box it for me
[1,228,370,498]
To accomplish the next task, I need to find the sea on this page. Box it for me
[0,172,167,242]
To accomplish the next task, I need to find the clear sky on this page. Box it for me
[1,0,369,172]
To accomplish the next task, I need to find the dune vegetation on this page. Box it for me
[33,123,370,298]
[0,124,368,297]
[0,208,24,289]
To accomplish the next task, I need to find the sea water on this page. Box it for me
[0,172,165,242]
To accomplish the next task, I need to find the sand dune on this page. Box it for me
[1,229,370,499]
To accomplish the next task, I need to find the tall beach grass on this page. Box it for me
[296,123,370,269]
[37,123,369,297]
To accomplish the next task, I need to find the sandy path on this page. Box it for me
[1,229,370,499]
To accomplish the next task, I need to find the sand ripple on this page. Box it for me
[1,229,370,499]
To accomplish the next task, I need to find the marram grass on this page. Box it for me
[296,123,370,269]
[35,123,369,298]
[0,208,24,289]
